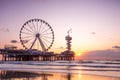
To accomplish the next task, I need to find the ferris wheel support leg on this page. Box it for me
[38,37,46,51]
[30,37,37,49]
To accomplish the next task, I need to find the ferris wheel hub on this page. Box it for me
[36,33,40,37]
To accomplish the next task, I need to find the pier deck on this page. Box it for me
[0,49,74,61]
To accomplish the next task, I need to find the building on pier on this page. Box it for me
[58,29,75,60]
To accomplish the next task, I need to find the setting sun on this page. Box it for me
[76,52,82,56]
[74,50,85,56]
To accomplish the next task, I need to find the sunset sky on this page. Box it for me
[0,0,120,59]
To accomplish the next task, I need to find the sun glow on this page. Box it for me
[75,51,83,56]
[75,51,85,60]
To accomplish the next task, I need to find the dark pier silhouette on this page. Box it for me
[0,49,74,61]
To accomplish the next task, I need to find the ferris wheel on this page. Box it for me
[19,19,54,52]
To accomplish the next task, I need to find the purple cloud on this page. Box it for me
[0,28,10,32]
[11,40,19,43]
[112,45,120,48]
[81,49,120,60]
[91,32,96,35]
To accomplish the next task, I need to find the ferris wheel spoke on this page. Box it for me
[21,35,34,39]
[34,21,39,32]
[42,32,52,35]
[40,23,46,33]
[23,27,34,33]
[32,21,37,33]
[41,27,50,33]
[27,23,36,33]
[42,37,52,44]
[42,35,53,39]
[21,37,34,44]
[27,37,35,42]
[21,39,34,44]
[41,39,49,49]
[36,21,39,32]
[21,37,33,44]
[21,32,33,35]
[38,21,42,33]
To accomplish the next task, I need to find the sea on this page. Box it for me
[0,60,120,80]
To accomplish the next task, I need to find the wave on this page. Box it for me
[0,60,120,78]
[1,60,120,68]
[0,61,120,71]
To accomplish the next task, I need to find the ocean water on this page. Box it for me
[0,60,120,80]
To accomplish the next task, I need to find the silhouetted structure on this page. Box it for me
[0,49,56,61]
[0,19,75,61]
[57,29,75,60]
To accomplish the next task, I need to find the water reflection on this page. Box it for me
[0,70,39,80]
[61,73,73,80]
[78,68,82,79]
[0,70,119,80]
[0,70,53,80]
[0,70,73,80]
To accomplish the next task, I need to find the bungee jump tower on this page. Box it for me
[57,29,75,60]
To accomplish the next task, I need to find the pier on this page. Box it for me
[0,49,74,61]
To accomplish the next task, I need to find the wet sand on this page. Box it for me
[0,70,119,80]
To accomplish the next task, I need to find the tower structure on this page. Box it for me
[65,29,72,52]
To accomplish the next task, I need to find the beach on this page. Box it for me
[0,60,120,80]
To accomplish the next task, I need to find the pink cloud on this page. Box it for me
[80,49,120,60]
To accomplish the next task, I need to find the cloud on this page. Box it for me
[0,28,10,32]
[91,32,96,35]
[11,40,19,43]
[81,49,120,60]
[112,45,120,48]
[11,40,29,44]
[59,46,65,49]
